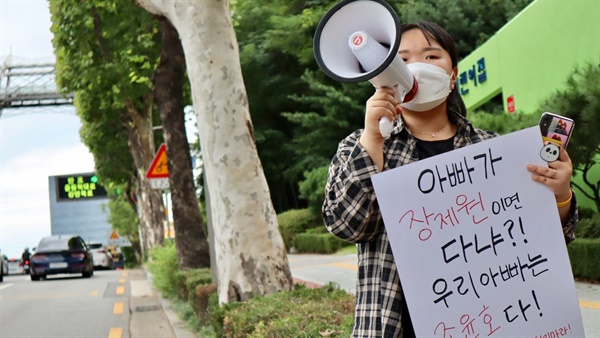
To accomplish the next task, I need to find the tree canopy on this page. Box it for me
[232,0,534,213]
[50,0,161,184]
[538,63,600,211]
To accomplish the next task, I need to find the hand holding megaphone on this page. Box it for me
[313,0,418,138]
[348,30,417,138]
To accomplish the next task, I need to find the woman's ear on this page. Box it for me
[450,67,458,90]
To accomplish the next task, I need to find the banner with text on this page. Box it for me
[371,127,583,337]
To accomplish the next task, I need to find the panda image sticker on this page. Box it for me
[540,143,560,162]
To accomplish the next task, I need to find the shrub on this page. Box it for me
[174,268,213,301]
[575,212,600,239]
[278,208,322,250]
[298,166,329,217]
[223,283,354,337]
[568,238,600,280]
[147,240,178,298]
[121,246,138,268]
[192,284,219,329]
[294,233,348,254]
[468,110,539,135]
[578,207,597,220]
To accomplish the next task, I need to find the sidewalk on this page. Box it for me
[288,253,600,338]
[129,268,198,338]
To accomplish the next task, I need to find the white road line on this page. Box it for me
[0,283,14,290]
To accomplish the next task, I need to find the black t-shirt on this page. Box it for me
[416,136,455,160]
[402,136,455,337]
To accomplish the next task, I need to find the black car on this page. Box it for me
[0,253,8,282]
[30,235,94,281]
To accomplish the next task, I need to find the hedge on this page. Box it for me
[294,232,348,254]
[568,238,600,280]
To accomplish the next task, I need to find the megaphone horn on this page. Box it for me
[313,0,418,138]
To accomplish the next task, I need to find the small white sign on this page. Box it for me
[371,127,584,337]
[149,178,169,190]
[108,238,132,247]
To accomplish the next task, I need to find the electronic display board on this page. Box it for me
[56,173,108,201]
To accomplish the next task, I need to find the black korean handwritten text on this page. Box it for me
[432,253,549,308]
[491,192,523,215]
[418,148,503,194]
[503,290,543,323]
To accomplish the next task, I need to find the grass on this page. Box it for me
[334,245,357,255]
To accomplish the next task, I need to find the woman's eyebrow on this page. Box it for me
[398,46,443,54]
[422,46,443,52]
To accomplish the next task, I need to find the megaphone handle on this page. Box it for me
[378,84,407,139]
[379,116,393,139]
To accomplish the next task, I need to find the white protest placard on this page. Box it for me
[371,127,584,338]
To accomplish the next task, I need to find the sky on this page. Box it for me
[0,1,199,259]
[0,1,97,259]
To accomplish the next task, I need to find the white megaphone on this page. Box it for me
[313,0,418,139]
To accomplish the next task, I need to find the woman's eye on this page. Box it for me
[402,58,408,62]
[425,55,438,60]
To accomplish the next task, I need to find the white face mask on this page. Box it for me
[400,62,452,112]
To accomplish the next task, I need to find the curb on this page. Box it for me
[293,277,324,289]
[145,270,199,338]
[156,291,199,338]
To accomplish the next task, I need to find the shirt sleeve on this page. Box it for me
[562,190,579,244]
[322,131,383,243]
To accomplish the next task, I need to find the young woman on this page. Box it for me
[322,21,578,338]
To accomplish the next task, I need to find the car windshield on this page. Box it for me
[37,237,84,251]
[88,243,103,249]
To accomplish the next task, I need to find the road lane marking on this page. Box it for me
[0,283,13,290]
[291,261,358,271]
[116,286,125,295]
[91,291,99,296]
[118,278,126,283]
[328,262,358,271]
[113,302,124,314]
[108,327,122,338]
[121,272,128,277]
[580,300,600,309]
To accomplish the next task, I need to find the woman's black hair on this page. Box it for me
[401,21,468,117]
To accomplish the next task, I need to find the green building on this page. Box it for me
[457,0,600,211]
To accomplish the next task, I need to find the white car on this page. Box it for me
[88,243,114,270]
[7,258,24,275]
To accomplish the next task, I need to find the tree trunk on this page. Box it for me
[125,98,166,252]
[153,16,210,269]
[137,0,293,303]
[125,182,144,261]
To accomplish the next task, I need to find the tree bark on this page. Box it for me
[125,98,165,252]
[136,0,293,303]
[153,16,210,269]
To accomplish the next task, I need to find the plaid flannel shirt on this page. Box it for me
[322,109,578,338]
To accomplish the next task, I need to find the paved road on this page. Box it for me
[288,253,600,337]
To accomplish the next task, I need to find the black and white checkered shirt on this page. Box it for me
[322,109,578,338]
